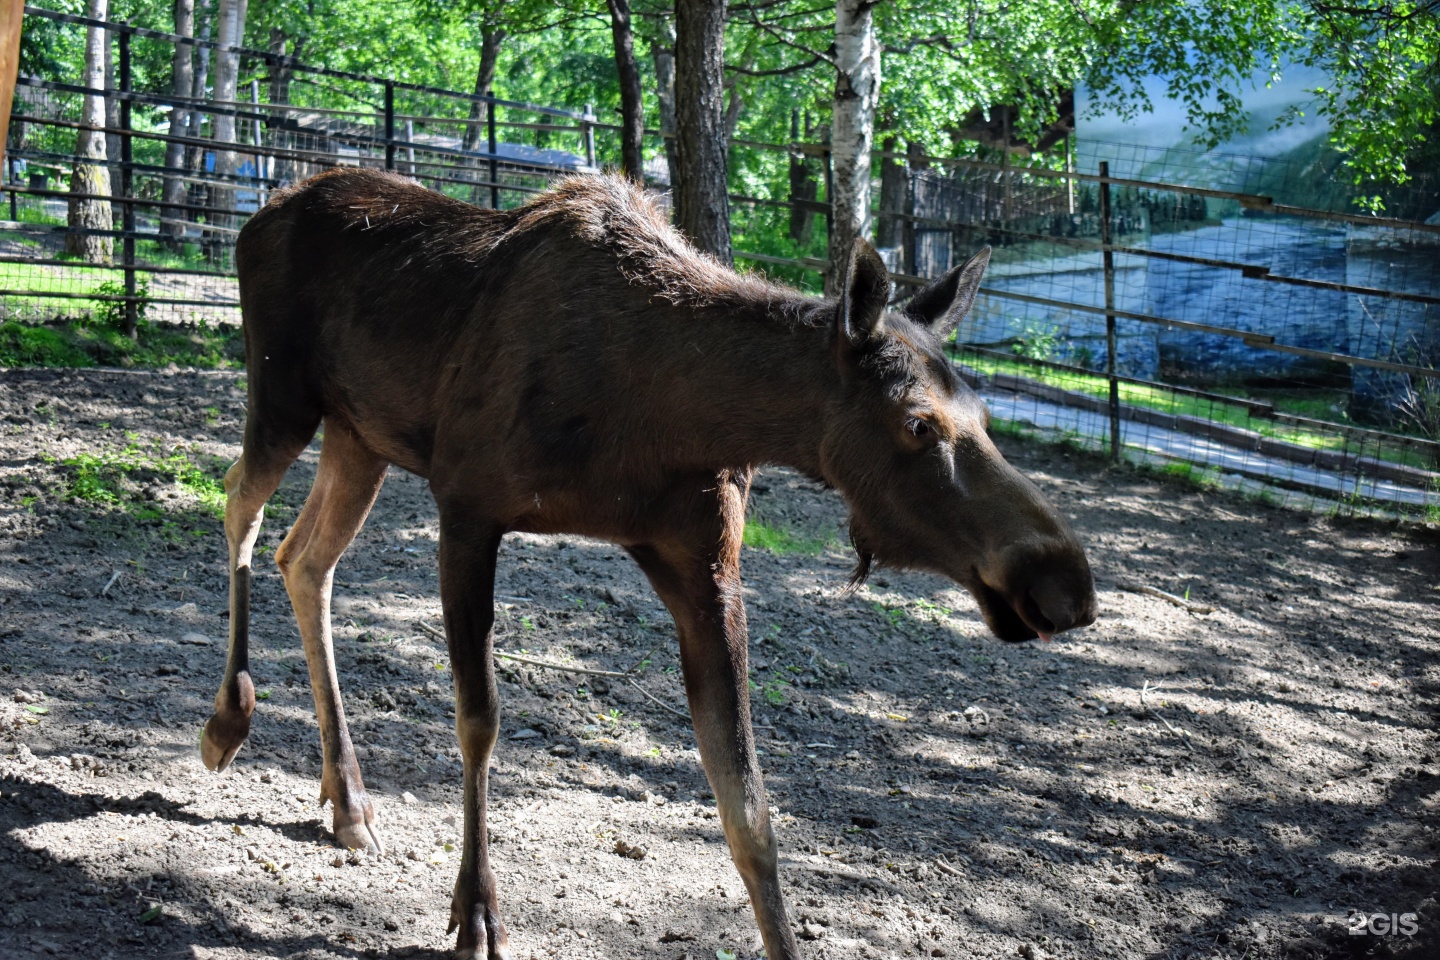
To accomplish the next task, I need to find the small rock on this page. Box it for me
[12,690,37,704]
[171,602,200,620]
[156,664,181,676]
[510,728,543,740]
[400,791,418,805]
[548,744,575,757]
[613,839,647,860]
[799,923,826,941]
[179,632,211,646]
[383,919,400,931]
[331,856,345,868]
[406,849,424,861]
[658,929,695,943]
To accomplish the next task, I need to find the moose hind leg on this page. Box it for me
[275,419,389,853]
[202,443,305,772]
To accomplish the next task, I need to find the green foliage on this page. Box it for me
[0,317,243,369]
[87,276,153,332]
[0,322,93,367]
[741,518,831,556]
[58,438,227,519]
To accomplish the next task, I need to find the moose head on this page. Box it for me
[819,240,1097,641]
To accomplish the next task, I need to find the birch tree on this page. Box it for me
[160,0,194,247]
[66,0,112,264]
[208,0,246,242]
[826,0,880,295]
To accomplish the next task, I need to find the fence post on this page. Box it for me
[582,102,596,169]
[1099,159,1120,462]
[486,89,498,209]
[118,27,137,338]
[384,81,395,171]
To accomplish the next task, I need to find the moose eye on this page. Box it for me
[905,417,931,438]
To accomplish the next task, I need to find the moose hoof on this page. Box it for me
[333,818,384,854]
[199,711,250,772]
[449,895,509,960]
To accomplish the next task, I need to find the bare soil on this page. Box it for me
[0,367,1437,960]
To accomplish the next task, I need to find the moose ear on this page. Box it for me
[903,246,990,338]
[838,238,891,345]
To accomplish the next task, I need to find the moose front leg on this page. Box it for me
[627,474,800,960]
[436,509,509,960]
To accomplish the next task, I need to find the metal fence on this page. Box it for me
[2,5,601,336]
[726,142,1440,524]
[5,6,1438,522]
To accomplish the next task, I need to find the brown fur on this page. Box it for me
[201,169,1096,959]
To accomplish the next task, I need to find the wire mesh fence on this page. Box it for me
[4,6,1438,523]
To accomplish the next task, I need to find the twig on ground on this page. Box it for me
[780,859,900,892]
[1141,680,1191,741]
[415,619,689,719]
[101,570,122,597]
[1113,577,1215,615]
[626,678,690,721]
[495,595,532,603]
[495,650,630,678]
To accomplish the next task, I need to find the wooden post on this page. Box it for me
[582,102,596,169]
[0,0,23,172]
[119,28,137,337]
[486,89,498,209]
[1099,160,1120,462]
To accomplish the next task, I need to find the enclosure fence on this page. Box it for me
[5,5,1438,523]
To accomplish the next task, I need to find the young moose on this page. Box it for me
[203,169,1096,959]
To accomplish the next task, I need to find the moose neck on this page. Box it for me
[660,301,839,478]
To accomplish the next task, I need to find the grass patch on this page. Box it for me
[742,518,831,557]
[0,317,243,368]
[56,438,227,521]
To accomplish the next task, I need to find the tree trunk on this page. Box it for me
[674,0,729,263]
[605,0,644,183]
[160,0,194,246]
[267,28,303,185]
[67,0,112,264]
[788,109,816,243]
[877,134,904,250]
[651,13,678,189]
[208,0,245,250]
[184,0,212,221]
[826,0,881,295]
[103,28,120,182]
[461,21,505,153]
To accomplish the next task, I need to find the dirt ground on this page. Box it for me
[0,366,1437,960]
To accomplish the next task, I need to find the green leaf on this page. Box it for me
[716,951,737,960]
[138,904,162,924]
[24,705,48,715]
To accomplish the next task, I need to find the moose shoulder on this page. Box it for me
[203,168,1096,959]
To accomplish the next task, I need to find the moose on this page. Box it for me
[201,168,1096,959]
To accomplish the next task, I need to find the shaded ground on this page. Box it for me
[0,367,1437,960]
